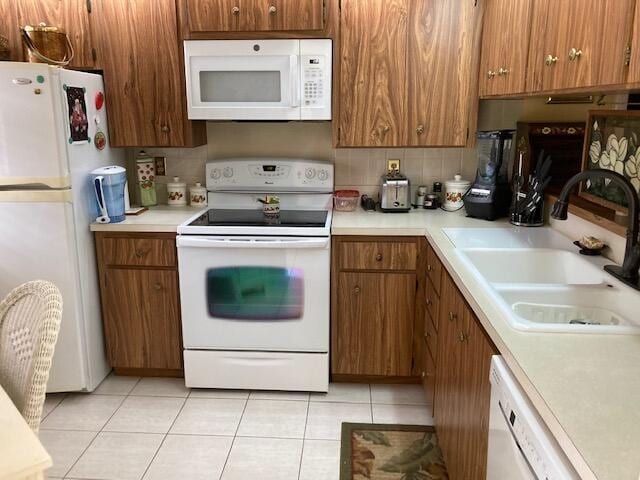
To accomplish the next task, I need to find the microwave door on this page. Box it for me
[187,54,300,120]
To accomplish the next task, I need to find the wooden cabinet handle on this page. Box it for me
[568,48,583,61]
[416,125,425,135]
[153,283,162,291]
[448,312,457,322]
[268,5,277,14]
[232,6,240,14]
[353,286,361,295]
[375,253,383,261]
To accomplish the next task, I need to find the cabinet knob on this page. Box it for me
[421,371,426,378]
[545,54,558,66]
[427,264,432,271]
[498,67,509,76]
[425,332,430,339]
[232,6,240,14]
[161,125,170,133]
[153,283,162,291]
[375,253,383,261]
[458,331,468,343]
[426,298,432,306]
[448,312,457,322]
[269,5,277,14]
[135,250,144,258]
[382,125,390,133]
[487,70,496,79]
[568,48,583,61]
[416,124,425,135]
[353,286,361,295]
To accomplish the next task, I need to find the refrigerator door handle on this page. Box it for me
[93,176,111,223]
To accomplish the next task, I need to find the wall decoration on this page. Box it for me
[64,85,89,144]
[580,110,640,211]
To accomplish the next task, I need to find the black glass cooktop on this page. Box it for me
[188,209,328,227]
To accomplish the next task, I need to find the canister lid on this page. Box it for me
[168,176,186,188]
[445,174,470,188]
[91,165,126,175]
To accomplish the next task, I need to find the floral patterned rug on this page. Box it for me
[340,423,448,480]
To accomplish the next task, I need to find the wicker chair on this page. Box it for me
[0,281,63,432]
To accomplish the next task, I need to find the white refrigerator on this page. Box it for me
[0,63,124,392]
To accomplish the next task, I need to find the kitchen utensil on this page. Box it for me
[334,190,359,212]
[443,174,471,211]
[361,194,376,211]
[91,166,127,224]
[20,24,74,66]
[136,150,157,207]
[414,185,427,208]
[380,173,411,212]
[189,182,207,206]
[167,176,187,206]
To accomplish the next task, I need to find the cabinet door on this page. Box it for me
[433,271,465,480]
[186,0,241,32]
[260,0,324,31]
[335,272,415,376]
[101,269,182,370]
[0,1,23,61]
[406,0,482,146]
[16,0,94,68]
[91,0,189,147]
[478,0,532,97]
[456,305,496,480]
[339,0,408,147]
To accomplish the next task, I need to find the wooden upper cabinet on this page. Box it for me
[527,0,635,92]
[0,1,22,61]
[15,0,94,68]
[478,0,533,97]
[406,0,483,147]
[339,0,408,147]
[91,0,205,147]
[186,0,324,33]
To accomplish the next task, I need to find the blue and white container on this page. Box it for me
[91,165,127,223]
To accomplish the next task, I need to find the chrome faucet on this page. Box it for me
[551,169,640,290]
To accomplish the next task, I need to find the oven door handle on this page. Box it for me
[177,236,330,249]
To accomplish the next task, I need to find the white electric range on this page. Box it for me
[177,158,333,392]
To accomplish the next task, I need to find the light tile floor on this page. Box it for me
[40,375,433,480]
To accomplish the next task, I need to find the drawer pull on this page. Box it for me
[425,332,430,339]
[353,286,361,295]
[421,371,426,378]
[545,54,558,66]
[427,264,432,271]
[458,331,468,343]
[153,283,162,291]
[232,6,240,14]
[448,312,457,322]
[426,298,432,306]
[269,5,277,14]
[135,250,144,258]
[375,253,383,261]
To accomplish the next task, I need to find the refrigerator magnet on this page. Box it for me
[64,85,89,144]
[95,91,104,110]
[94,130,106,150]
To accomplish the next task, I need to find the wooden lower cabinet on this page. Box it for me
[435,269,497,480]
[95,232,183,376]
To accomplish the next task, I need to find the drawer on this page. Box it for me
[424,311,437,363]
[338,241,418,271]
[426,244,443,294]
[101,237,176,267]
[425,276,439,331]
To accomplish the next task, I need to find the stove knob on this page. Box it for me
[210,168,221,180]
[305,168,316,179]
[317,169,329,181]
[223,167,234,178]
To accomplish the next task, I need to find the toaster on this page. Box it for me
[380,174,411,212]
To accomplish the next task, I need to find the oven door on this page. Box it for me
[177,236,329,352]
[185,40,300,120]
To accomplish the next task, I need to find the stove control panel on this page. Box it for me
[207,158,333,192]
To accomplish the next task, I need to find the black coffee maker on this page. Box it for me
[463,130,515,221]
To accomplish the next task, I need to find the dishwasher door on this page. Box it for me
[486,356,579,480]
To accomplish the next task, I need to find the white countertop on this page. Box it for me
[0,386,51,479]
[89,206,202,233]
[335,207,640,480]
[90,205,640,479]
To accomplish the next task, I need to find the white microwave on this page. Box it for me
[184,39,332,121]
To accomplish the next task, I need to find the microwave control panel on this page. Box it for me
[302,56,327,107]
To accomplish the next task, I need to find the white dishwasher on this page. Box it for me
[487,356,579,480]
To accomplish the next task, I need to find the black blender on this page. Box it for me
[463,130,515,221]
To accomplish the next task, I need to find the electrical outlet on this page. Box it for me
[387,159,401,174]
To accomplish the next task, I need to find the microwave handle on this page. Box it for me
[289,55,299,108]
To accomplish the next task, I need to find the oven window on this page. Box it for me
[199,71,282,102]
[206,266,304,320]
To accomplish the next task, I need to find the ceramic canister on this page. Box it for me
[167,176,187,206]
[189,182,207,207]
[443,174,471,211]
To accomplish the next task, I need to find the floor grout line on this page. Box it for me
[218,397,249,480]
[297,393,312,480]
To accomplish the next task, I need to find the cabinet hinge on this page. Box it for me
[91,48,97,62]
[338,0,342,12]
[466,127,470,142]
[86,0,92,13]
[625,45,632,67]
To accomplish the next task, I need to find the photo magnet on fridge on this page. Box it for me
[64,85,89,144]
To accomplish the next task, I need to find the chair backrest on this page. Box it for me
[0,280,63,432]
